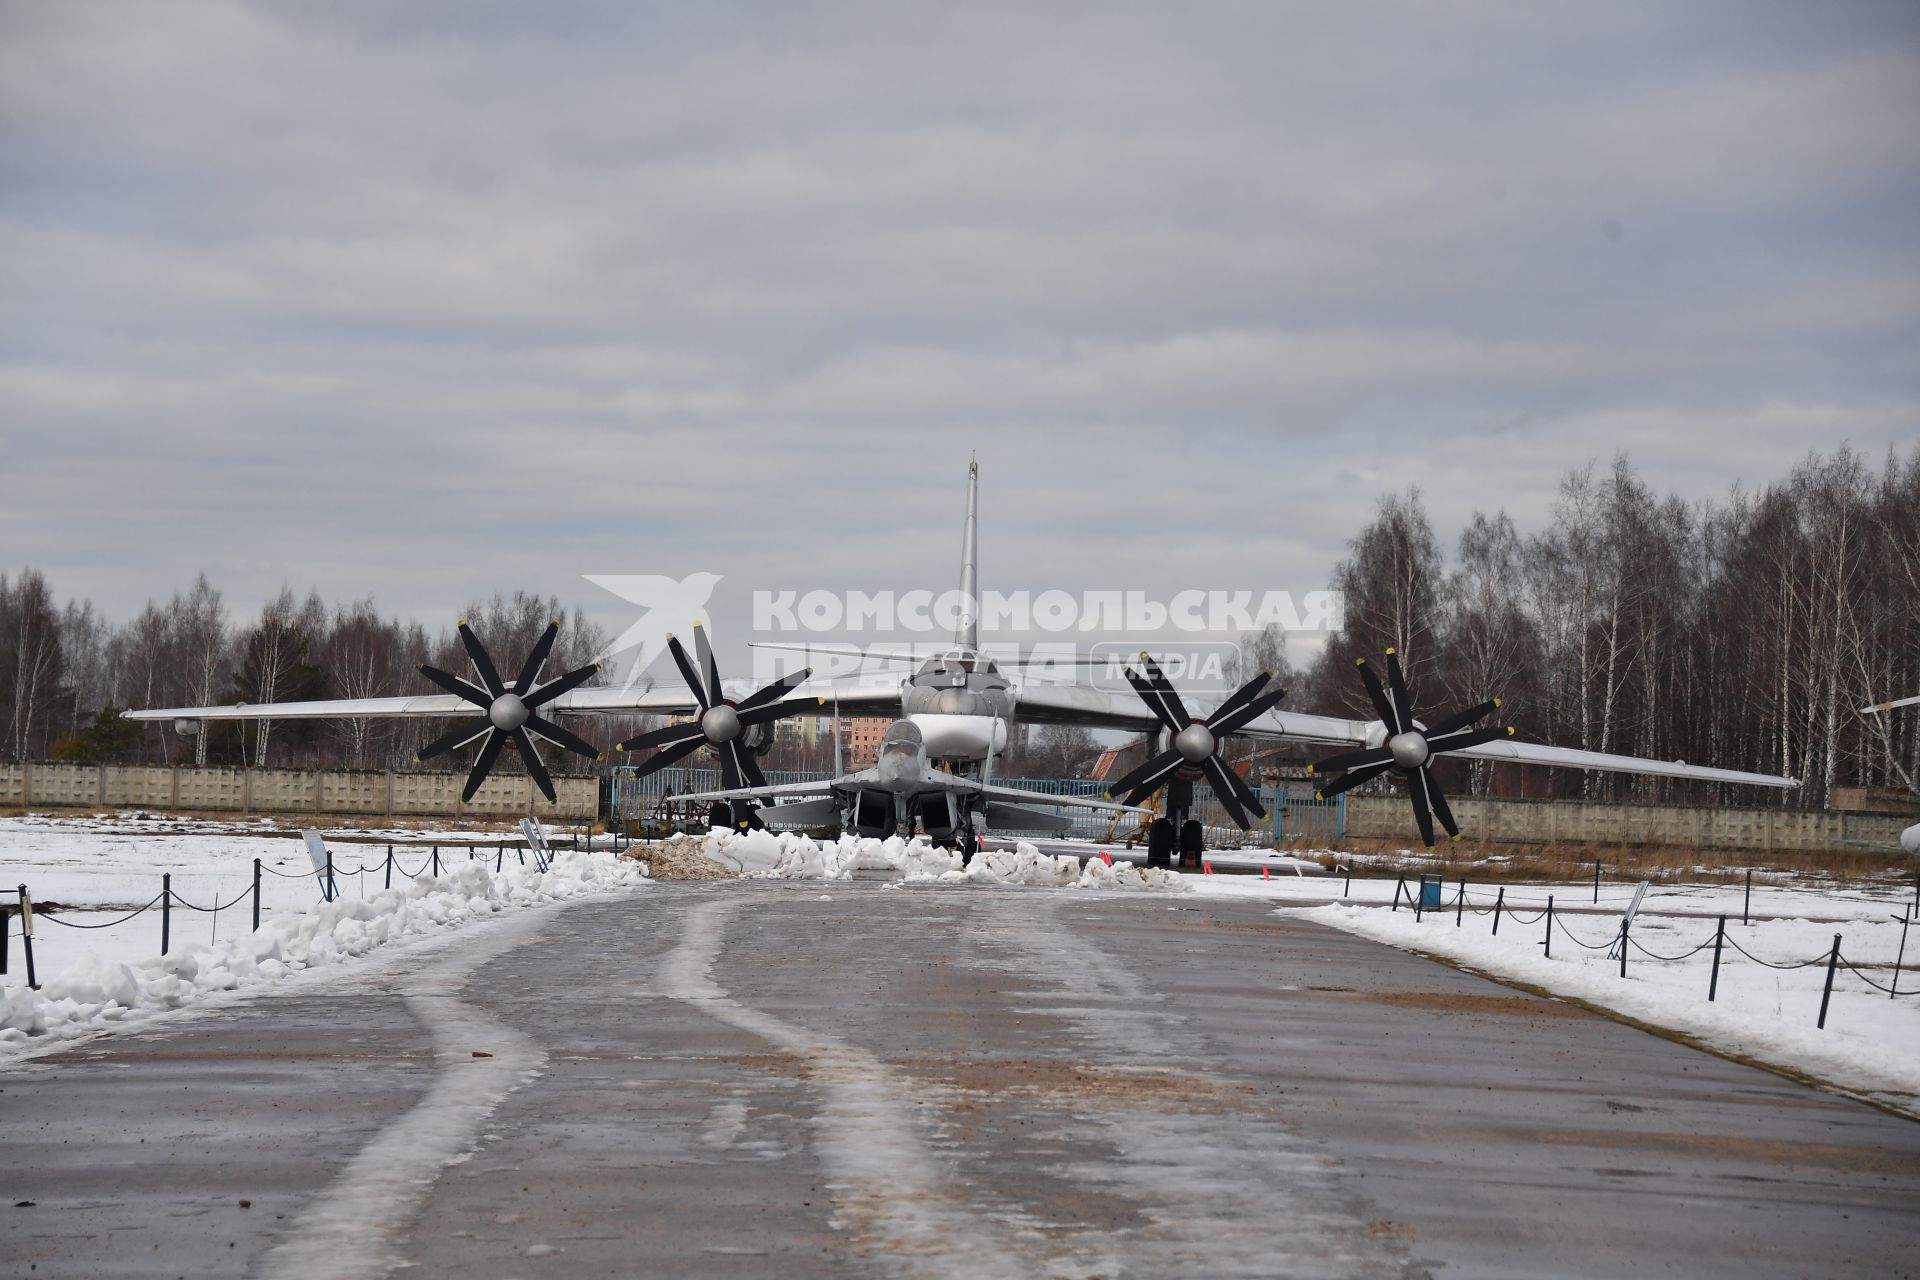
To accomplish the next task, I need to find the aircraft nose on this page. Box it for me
[937,687,978,715]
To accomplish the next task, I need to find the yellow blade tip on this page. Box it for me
[693,620,704,628]
[1506,726,1516,736]
[1493,697,1503,707]
[1355,657,1368,667]
[1385,646,1397,655]
[1313,791,1325,801]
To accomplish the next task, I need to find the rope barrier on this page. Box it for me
[1626,933,1716,962]
[168,886,257,914]
[1551,914,1617,951]
[37,892,167,929]
[1839,957,1920,997]
[1722,932,1826,970]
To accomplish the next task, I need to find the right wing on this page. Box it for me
[1863,694,1920,714]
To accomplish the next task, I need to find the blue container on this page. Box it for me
[1419,874,1444,910]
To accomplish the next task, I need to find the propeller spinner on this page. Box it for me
[1307,648,1514,849]
[1103,653,1287,829]
[615,623,820,790]
[414,620,604,803]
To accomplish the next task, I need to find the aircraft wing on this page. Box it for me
[1863,694,1920,715]
[1010,680,1798,789]
[672,772,879,804]
[123,684,722,723]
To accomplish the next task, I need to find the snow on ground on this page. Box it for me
[1297,895,1920,1114]
[1,847,649,1056]
[703,830,1192,891]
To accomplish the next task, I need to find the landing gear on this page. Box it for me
[1146,817,1176,868]
[709,800,763,832]
[1178,819,1204,869]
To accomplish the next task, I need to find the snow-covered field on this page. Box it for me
[8,812,1917,1114]
[2,812,649,1057]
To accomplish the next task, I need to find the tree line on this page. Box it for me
[2,442,1913,807]
[1308,443,1919,808]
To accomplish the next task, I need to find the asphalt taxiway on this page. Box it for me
[6,881,1918,1278]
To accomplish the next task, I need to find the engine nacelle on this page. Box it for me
[1902,822,1920,857]
[852,790,896,839]
[174,718,203,737]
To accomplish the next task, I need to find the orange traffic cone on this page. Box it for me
[1203,860,1215,875]
[1262,864,1271,881]
[1098,850,1114,866]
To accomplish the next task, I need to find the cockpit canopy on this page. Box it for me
[914,648,1000,679]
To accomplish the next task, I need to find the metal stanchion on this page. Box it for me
[384,846,393,889]
[1892,913,1911,1000]
[252,858,262,932]
[1709,915,1725,1002]
[1594,859,1601,904]
[1491,886,1505,935]
[1817,934,1841,1029]
[1456,882,1466,927]
[1544,896,1554,959]
[20,886,36,989]
[1743,869,1752,926]
[161,873,172,955]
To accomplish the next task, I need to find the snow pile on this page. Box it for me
[1304,903,1920,1112]
[0,849,648,1052]
[703,830,1190,892]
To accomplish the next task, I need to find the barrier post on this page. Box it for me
[325,851,337,902]
[1343,863,1352,897]
[252,859,262,932]
[431,845,440,877]
[1617,919,1628,978]
[1491,887,1505,935]
[496,844,504,873]
[20,886,36,989]
[1817,934,1841,1029]
[1,903,8,975]
[1414,882,1424,923]
[1709,915,1725,1002]
[161,873,172,956]
[1456,882,1465,927]
[1392,876,1404,913]
[1594,859,1601,904]
[1892,912,1911,1000]
[1544,896,1554,959]
[1743,869,1752,926]
[384,846,393,889]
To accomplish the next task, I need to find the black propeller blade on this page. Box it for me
[1308,648,1515,849]
[1104,654,1285,829]
[615,625,818,791]
[413,618,604,804]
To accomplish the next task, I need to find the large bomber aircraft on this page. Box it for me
[127,461,1799,862]
[1860,694,1920,855]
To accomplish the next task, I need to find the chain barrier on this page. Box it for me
[37,891,168,930]
[1721,932,1826,970]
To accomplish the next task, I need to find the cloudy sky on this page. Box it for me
[3,2,1916,671]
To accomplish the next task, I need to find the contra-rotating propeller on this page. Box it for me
[1103,653,1287,829]
[615,623,819,790]
[1308,648,1514,849]
[414,620,604,804]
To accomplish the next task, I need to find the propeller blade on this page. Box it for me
[525,713,602,762]
[1427,776,1460,840]
[736,698,818,729]
[1426,724,1513,754]
[461,730,506,802]
[693,623,722,709]
[1210,688,1289,738]
[1200,755,1250,829]
[513,621,561,695]
[1355,659,1399,732]
[419,664,492,708]
[1210,754,1268,821]
[1425,698,1498,739]
[1205,671,1270,729]
[1312,758,1392,800]
[522,662,599,710]
[415,715,492,762]
[1105,747,1184,805]
[615,720,706,753]
[629,734,707,780]
[1310,744,1394,775]
[458,622,506,698]
[514,729,557,803]
[737,667,812,712]
[741,750,768,791]
[666,635,711,710]
[717,738,748,790]
[1122,665,1185,734]
[1138,654,1193,729]
[1408,767,1437,850]
[1385,649,1414,734]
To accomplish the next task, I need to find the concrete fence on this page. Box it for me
[0,761,596,820]
[1341,792,1912,853]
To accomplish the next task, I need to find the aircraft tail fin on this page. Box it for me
[956,456,979,649]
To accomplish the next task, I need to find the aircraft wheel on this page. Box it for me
[708,801,732,833]
[1146,817,1175,868]
[1178,820,1204,868]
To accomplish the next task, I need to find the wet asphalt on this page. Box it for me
[5,880,1919,1279]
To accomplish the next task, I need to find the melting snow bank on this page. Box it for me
[1303,904,1920,1114]
[704,830,1191,892]
[0,850,649,1054]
